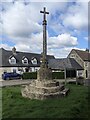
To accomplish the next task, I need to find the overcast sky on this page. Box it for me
[0,0,89,58]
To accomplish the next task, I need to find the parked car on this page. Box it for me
[2,72,22,80]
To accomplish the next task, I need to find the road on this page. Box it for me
[0,78,89,88]
[0,79,77,87]
[0,79,32,87]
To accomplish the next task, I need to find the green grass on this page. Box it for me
[2,84,89,119]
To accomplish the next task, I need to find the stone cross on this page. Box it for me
[40,7,49,68]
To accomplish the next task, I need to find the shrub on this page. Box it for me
[22,72,37,79]
[52,72,64,79]
[22,72,64,80]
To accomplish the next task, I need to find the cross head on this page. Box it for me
[40,7,49,21]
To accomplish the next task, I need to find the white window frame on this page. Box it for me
[9,57,16,64]
[31,58,37,65]
[22,57,28,64]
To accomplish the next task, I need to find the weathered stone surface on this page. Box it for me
[37,67,52,80]
[21,79,69,100]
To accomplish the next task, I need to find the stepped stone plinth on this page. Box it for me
[21,79,69,100]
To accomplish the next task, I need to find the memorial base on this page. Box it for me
[21,79,69,100]
[37,67,52,80]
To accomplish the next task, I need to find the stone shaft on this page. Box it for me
[40,7,49,68]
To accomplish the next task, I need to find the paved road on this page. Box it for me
[0,78,89,88]
[0,79,32,87]
[0,79,77,87]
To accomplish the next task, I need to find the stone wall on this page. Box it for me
[68,50,84,68]
[68,50,88,78]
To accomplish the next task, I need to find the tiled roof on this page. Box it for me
[0,48,55,67]
[48,58,83,70]
[71,49,90,61]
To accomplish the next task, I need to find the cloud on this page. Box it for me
[0,35,82,59]
[0,0,69,2]
[48,33,78,49]
[2,2,67,37]
[62,2,88,30]
[10,32,43,53]
[76,0,89,2]
[0,23,2,35]
[47,47,73,58]
[63,13,87,30]
[48,47,85,58]
[0,43,12,50]
[1,1,88,36]
[2,2,42,37]
[84,37,88,41]
[0,1,88,58]
[5,32,78,58]
[0,42,84,58]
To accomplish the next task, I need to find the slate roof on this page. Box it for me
[48,58,83,70]
[69,49,90,61]
[0,48,55,67]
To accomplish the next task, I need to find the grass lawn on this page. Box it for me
[2,84,89,119]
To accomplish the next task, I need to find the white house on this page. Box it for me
[0,47,54,80]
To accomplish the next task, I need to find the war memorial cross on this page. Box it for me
[40,7,49,67]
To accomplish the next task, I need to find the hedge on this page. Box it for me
[22,72,37,79]
[52,72,64,79]
[22,72,64,79]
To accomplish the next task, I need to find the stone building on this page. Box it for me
[68,49,90,79]
[48,58,83,78]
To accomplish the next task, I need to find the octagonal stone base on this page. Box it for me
[21,79,69,100]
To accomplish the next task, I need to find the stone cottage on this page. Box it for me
[68,49,90,79]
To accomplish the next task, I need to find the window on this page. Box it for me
[22,57,28,64]
[31,58,37,65]
[71,54,75,58]
[9,57,16,64]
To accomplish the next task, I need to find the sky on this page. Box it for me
[0,0,89,58]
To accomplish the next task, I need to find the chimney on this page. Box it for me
[12,47,16,55]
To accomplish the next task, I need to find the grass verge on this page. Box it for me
[2,84,89,119]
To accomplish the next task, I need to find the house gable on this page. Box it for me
[67,49,84,68]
